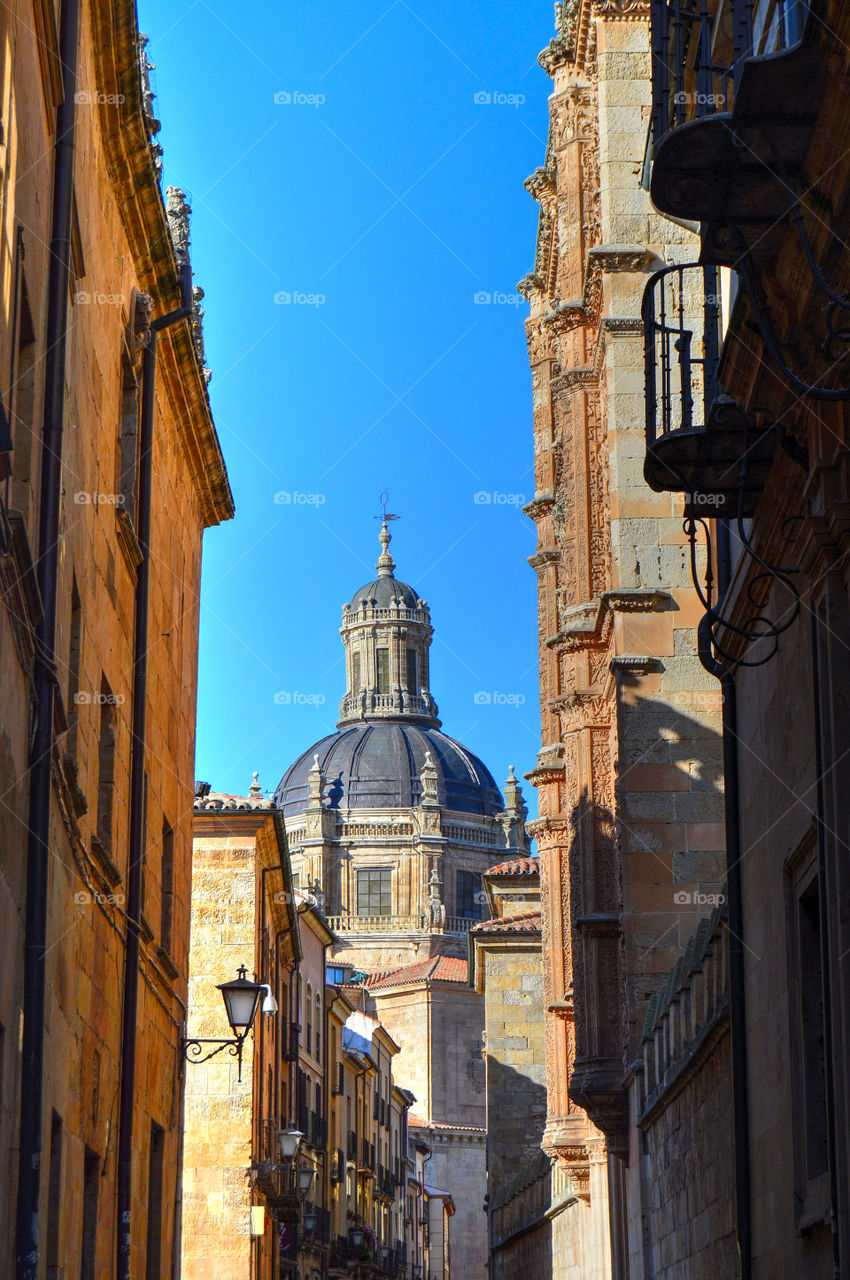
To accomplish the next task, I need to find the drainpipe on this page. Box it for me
[116,256,192,1280]
[14,1,80,1275]
[697,604,751,1280]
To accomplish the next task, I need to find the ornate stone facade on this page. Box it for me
[521,1,727,1272]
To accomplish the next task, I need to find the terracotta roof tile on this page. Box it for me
[484,857,539,877]
[470,911,542,934]
[409,1115,486,1133]
[364,955,468,991]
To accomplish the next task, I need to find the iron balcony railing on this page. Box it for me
[643,262,780,513]
[644,261,721,476]
[650,0,810,150]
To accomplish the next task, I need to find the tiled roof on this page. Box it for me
[365,955,468,991]
[470,911,542,934]
[410,1115,485,1133]
[484,857,539,877]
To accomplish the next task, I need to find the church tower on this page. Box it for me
[275,521,529,972]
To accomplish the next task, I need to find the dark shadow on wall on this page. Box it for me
[487,1058,553,1280]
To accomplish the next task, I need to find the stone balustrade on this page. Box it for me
[490,1157,572,1249]
[326,913,481,935]
[640,901,729,1116]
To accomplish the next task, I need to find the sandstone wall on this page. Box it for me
[640,1032,736,1280]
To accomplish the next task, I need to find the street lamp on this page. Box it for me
[303,1207,318,1234]
[350,1226,364,1250]
[182,965,266,1081]
[299,1165,316,1196]
[277,1129,304,1161]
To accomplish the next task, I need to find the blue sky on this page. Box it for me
[139,0,555,815]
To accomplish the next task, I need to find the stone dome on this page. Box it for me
[274,720,505,818]
[348,576,422,610]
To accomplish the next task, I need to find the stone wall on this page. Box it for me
[641,1032,735,1280]
[0,3,230,1275]
[182,838,257,1280]
[424,1129,488,1280]
[481,944,547,1202]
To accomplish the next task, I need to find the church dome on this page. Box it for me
[274,720,505,818]
[348,576,421,610]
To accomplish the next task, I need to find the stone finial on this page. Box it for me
[248,771,263,800]
[376,520,396,578]
[428,866,446,932]
[166,186,191,261]
[504,764,528,819]
[419,750,439,805]
[307,753,325,806]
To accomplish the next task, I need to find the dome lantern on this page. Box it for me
[338,522,439,727]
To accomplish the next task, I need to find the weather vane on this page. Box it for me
[375,489,400,523]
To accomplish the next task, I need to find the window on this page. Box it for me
[80,1149,100,1280]
[786,840,830,1226]
[95,676,117,854]
[327,966,347,985]
[406,648,418,693]
[46,1112,63,1280]
[376,647,390,694]
[145,1125,164,1280]
[116,348,140,523]
[352,652,361,694]
[456,870,483,920]
[160,820,174,955]
[315,995,321,1060]
[306,984,313,1056]
[7,237,38,506]
[357,869,392,917]
[66,577,82,764]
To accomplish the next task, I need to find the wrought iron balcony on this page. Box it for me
[643,263,778,515]
[650,0,815,255]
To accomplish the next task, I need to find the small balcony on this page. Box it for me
[643,263,776,515]
[650,0,816,257]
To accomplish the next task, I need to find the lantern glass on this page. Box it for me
[350,1226,364,1248]
[277,1129,303,1161]
[304,1209,318,1233]
[216,965,264,1037]
[299,1165,316,1194]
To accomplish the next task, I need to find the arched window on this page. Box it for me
[306,984,313,1056]
[315,994,322,1060]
